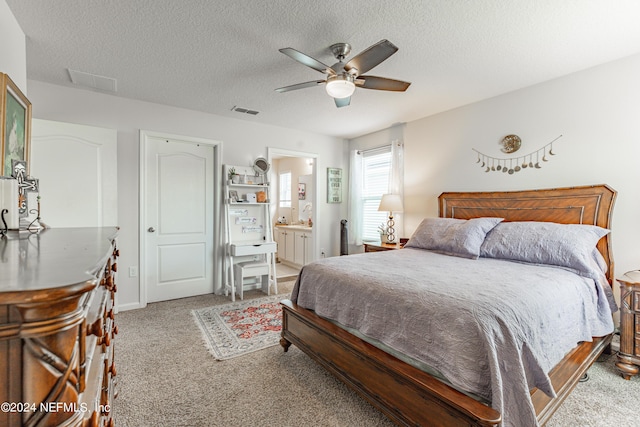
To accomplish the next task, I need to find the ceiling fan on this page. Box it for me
[275,39,411,108]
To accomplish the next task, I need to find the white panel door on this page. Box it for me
[30,119,118,227]
[144,135,215,302]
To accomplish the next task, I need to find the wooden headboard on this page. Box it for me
[438,184,617,285]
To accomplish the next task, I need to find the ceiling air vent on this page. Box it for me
[231,106,259,115]
[68,69,117,92]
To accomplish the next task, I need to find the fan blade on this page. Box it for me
[334,96,351,108]
[344,40,398,76]
[275,80,325,93]
[279,48,335,75]
[355,75,411,92]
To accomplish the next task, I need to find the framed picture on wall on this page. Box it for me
[0,73,32,177]
[298,183,306,200]
[327,167,342,203]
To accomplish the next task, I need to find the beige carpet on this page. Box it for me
[115,282,640,426]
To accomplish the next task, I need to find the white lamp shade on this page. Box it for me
[378,194,403,213]
[325,75,355,99]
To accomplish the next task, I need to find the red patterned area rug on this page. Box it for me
[192,295,283,360]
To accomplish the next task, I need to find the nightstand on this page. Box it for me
[364,241,403,252]
[616,270,640,379]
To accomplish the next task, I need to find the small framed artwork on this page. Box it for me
[298,183,306,200]
[327,167,342,203]
[229,190,239,202]
[1,73,32,177]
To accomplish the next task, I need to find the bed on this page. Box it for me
[279,185,617,427]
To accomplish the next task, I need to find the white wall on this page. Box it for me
[0,0,26,90]
[26,80,347,309]
[351,53,640,286]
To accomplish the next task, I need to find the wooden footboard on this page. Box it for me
[280,299,501,427]
[280,299,612,427]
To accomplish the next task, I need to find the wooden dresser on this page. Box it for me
[0,227,119,427]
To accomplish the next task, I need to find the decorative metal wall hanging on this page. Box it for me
[472,135,562,175]
[500,134,521,153]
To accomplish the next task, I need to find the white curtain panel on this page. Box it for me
[347,149,363,245]
[390,140,404,238]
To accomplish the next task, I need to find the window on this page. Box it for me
[279,171,291,207]
[361,147,392,241]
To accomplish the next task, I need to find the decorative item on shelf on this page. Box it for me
[0,208,7,237]
[246,193,257,203]
[256,190,267,203]
[377,223,387,243]
[11,160,40,230]
[228,167,239,184]
[26,194,44,231]
[472,134,562,175]
[378,194,403,243]
[229,190,239,203]
[302,203,313,226]
[252,157,270,185]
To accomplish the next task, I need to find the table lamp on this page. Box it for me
[378,194,403,243]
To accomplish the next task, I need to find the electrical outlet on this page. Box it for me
[129,266,138,277]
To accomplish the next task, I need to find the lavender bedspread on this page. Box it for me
[291,248,614,427]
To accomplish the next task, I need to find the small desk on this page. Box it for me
[364,241,403,252]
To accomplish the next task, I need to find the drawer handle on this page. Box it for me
[87,318,104,338]
[102,333,111,347]
[87,410,100,427]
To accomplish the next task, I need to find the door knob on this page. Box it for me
[148,227,156,232]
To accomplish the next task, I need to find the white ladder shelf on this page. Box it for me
[223,164,277,300]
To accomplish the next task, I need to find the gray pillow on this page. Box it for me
[479,221,610,278]
[405,217,503,259]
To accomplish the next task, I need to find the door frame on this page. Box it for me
[139,130,223,308]
[268,147,318,263]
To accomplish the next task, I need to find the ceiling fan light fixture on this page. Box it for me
[325,74,355,99]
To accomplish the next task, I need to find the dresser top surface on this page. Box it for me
[0,227,118,295]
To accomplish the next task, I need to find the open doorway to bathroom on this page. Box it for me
[268,148,317,282]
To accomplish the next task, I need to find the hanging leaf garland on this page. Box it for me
[473,135,562,174]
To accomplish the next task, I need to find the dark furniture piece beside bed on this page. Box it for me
[0,228,119,427]
[616,270,640,379]
[363,241,402,252]
[280,185,616,426]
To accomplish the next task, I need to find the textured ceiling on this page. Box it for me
[7,0,640,139]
